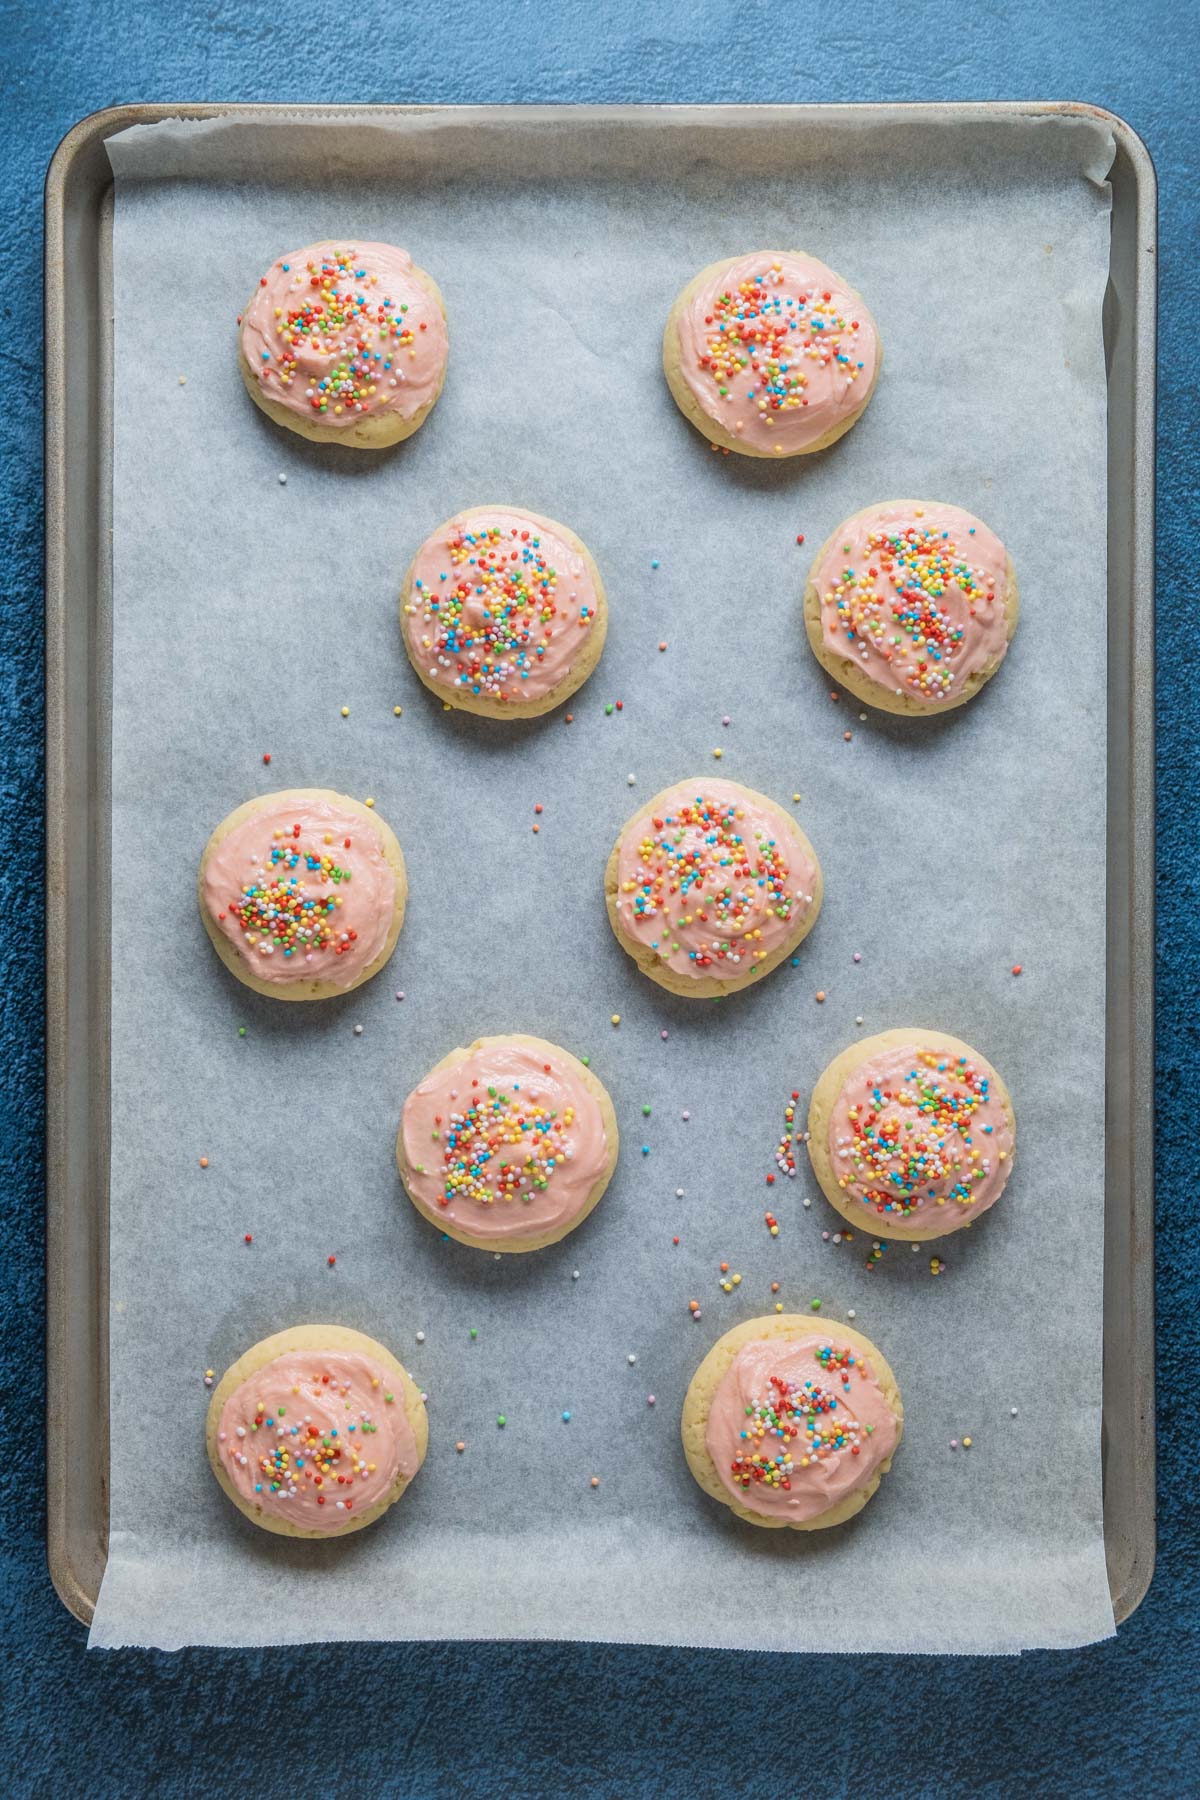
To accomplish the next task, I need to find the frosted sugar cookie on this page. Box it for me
[239,241,448,447]
[804,500,1018,712]
[682,1315,903,1530]
[206,1324,427,1538]
[400,507,607,717]
[398,1034,618,1253]
[198,789,406,1000]
[808,1028,1016,1241]
[663,250,880,456]
[605,778,822,997]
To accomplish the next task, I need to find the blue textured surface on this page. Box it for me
[3,0,1196,1792]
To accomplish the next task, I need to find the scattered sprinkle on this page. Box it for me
[815,990,826,1004]
[590,1476,600,1488]
[277,472,287,486]
[199,1156,209,1169]
[340,706,349,718]
[1012,964,1023,976]
[497,1415,506,1428]
[327,1255,336,1266]
[394,706,403,716]
[647,1395,656,1406]
[611,1014,621,1026]
[415,1331,425,1343]
[627,773,637,786]
[456,1440,466,1453]
[627,1353,637,1365]
[353,1024,363,1036]
[562,1410,571,1422]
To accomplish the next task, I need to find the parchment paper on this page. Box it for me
[91,109,1116,1652]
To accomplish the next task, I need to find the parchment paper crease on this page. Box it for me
[91,109,1115,1651]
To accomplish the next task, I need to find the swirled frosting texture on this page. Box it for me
[401,1040,610,1242]
[812,502,1011,705]
[613,780,819,985]
[216,1350,418,1530]
[402,511,601,706]
[202,797,397,989]
[240,241,447,430]
[676,251,879,453]
[828,1040,1014,1235]
[705,1335,899,1522]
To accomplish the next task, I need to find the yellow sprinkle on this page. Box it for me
[340,706,350,718]
[611,1014,621,1026]
[962,1436,973,1448]
[365,797,375,808]
[774,1302,783,1313]
[393,706,403,717]
[712,747,723,759]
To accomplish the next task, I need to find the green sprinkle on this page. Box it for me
[642,1104,651,1117]
[497,1414,506,1428]
[810,1298,822,1311]
[605,703,614,716]
[238,1026,246,1038]
[469,1328,478,1340]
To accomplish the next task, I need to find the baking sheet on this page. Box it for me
[90,109,1116,1652]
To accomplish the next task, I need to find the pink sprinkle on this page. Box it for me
[395,991,405,1001]
[721,715,731,727]
[660,1029,669,1041]
[681,1110,690,1121]
[853,952,862,964]
[950,1439,959,1450]
[647,1395,656,1406]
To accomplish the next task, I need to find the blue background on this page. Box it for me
[3,1,1196,1792]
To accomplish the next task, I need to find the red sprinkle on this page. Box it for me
[262,753,271,764]
[327,1255,336,1266]
[1012,964,1023,976]
[244,1234,252,1244]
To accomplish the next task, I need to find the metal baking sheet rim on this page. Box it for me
[43,101,1157,1637]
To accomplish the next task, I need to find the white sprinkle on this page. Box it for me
[832,1233,842,1244]
[627,773,637,786]
[627,1353,637,1365]
[1011,1406,1019,1417]
[847,1309,856,1320]
[353,1024,363,1036]
[178,375,187,385]
[278,472,288,485]
[859,712,867,721]
[855,1015,864,1025]
[415,1331,425,1343]
[675,1188,684,1198]
[572,1269,580,1280]
[802,1197,811,1209]
[494,1253,501,1261]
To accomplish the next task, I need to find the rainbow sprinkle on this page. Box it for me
[221,824,357,962]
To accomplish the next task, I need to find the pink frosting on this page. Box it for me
[401,1041,610,1243]
[676,251,879,453]
[705,1334,899,1523]
[240,241,447,431]
[201,797,398,990]
[402,511,601,707]
[613,779,819,986]
[216,1349,419,1531]
[811,502,1011,705]
[826,1040,1014,1235]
